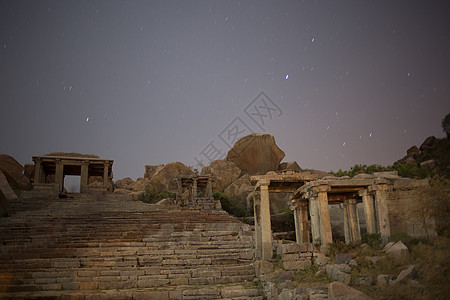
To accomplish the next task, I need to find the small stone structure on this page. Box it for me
[32,155,113,193]
[291,172,432,246]
[250,171,318,261]
[175,175,220,209]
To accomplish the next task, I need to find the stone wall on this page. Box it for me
[387,187,436,238]
[275,242,315,271]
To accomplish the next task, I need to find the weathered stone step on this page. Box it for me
[0,284,264,299]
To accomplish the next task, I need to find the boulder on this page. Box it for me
[224,174,253,203]
[129,177,150,192]
[328,282,372,300]
[406,146,420,156]
[146,162,193,193]
[419,136,437,152]
[0,170,17,200]
[376,274,389,286]
[395,265,416,284]
[278,161,301,172]
[420,159,436,169]
[335,253,352,265]
[0,154,30,190]
[115,177,135,189]
[225,133,285,175]
[384,241,410,263]
[326,264,351,285]
[144,165,164,179]
[201,160,241,192]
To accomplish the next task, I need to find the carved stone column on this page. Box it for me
[300,202,310,243]
[342,201,351,244]
[348,198,361,242]
[80,160,89,193]
[370,181,391,242]
[260,179,272,261]
[309,195,321,244]
[54,158,63,192]
[359,189,377,234]
[103,163,109,190]
[253,191,262,259]
[317,184,332,246]
[33,158,42,185]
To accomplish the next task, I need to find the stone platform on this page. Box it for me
[0,192,262,299]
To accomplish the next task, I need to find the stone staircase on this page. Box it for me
[0,192,262,299]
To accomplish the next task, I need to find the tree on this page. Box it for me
[442,113,450,139]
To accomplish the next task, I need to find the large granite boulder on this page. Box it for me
[129,177,150,192]
[201,160,241,192]
[224,174,253,202]
[115,177,135,189]
[144,165,164,179]
[0,170,17,200]
[278,161,301,172]
[146,162,193,193]
[0,154,30,190]
[225,134,285,175]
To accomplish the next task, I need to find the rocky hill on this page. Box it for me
[394,136,450,179]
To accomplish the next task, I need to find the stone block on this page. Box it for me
[283,259,311,271]
[133,290,169,300]
[395,265,416,283]
[188,277,215,285]
[281,243,308,254]
[376,274,389,286]
[278,271,295,282]
[79,281,98,290]
[335,253,352,264]
[282,253,299,261]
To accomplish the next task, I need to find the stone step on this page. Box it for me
[0,193,257,297]
[0,284,264,299]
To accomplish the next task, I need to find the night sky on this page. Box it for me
[1,0,450,181]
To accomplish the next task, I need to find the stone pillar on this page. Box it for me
[260,180,272,261]
[103,163,109,190]
[359,189,377,234]
[176,178,182,204]
[33,158,42,185]
[348,199,361,242]
[192,178,198,201]
[206,178,213,198]
[54,158,63,192]
[300,202,309,243]
[342,202,351,244]
[371,182,391,242]
[309,196,321,244]
[253,191,262,259]
[293,204,301,244]
[317,184,333,246]
[80,160,89,193]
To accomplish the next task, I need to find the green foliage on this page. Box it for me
[139,189,176,204]
[330,164,393,178]
[361,233,382,249]
[330,163,433,179]
[393,162,433,179]
[213,192,250,218]
[326,240,349,258]
[389,232,429,248]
